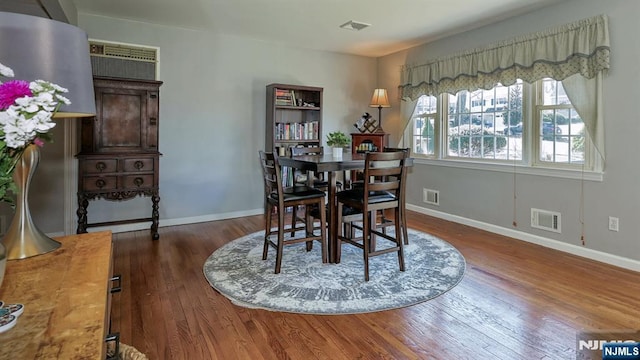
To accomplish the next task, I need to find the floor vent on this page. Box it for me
[423,188,440,206]
[531,208,561,233]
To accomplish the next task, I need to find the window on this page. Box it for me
[535,79,586,166]
[412,95,437,156]
[447,81,522,161]
[408,78,594,171]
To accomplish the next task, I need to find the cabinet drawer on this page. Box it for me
[122,174,155,189]
[123,158,155,172]
[82,159,117,174]
[83,176,117,191]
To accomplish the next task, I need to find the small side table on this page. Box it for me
[350,132,389,182]
[351,132,389,153]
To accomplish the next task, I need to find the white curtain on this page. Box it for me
[562,72,604,161]
[398,15,610,159]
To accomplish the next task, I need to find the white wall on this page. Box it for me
[71,14,376,230]
[378,0,640,266]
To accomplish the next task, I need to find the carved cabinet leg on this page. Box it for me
[76,194,89,234]
[151,193,160,240]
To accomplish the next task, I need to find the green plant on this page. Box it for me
[326,131,350,147]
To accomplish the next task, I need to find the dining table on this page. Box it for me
[278,151,413,263]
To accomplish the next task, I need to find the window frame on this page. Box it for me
[405,79,602,181]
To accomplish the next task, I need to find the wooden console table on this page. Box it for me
[0,231,113,359]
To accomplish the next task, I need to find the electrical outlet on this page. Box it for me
[608,216,619,232]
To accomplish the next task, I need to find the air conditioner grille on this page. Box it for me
[90,42,157,62]
[423,188,440,206]
[531,208,561,233]
[89,40,158,80]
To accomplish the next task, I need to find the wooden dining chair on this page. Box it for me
[290,146,343,191]
[349,147,410,245]
[335,151,408,281]
[259,151,327,273]
[379,147,410,245]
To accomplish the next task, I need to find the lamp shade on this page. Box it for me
[369,88,390,108]
[0,11,96,117]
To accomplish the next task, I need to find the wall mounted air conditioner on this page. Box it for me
[88,40,159,80]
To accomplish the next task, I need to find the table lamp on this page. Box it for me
[369,88,390,134]
[0,12,96,260]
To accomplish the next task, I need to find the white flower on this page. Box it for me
[0,63,14,78]
[0,63,70,151]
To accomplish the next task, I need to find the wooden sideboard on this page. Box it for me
[0,231,113,359]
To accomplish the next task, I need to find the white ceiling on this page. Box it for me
[71,0,568,57]
[10,0,567,58]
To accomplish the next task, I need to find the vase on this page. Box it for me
[1,144,60,260]
[332,147,343,159]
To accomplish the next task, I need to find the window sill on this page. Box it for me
[412,157,603,182]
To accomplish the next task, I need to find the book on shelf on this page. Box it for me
[274,121,319,141]
[275,88,294,106]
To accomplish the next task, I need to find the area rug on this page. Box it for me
[203,228,465,315]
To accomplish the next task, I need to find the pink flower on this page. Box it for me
[33,137,45,147]
[0,80,32,110]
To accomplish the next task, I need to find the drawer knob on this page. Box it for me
[95,179,106,188]
[134,161,144,170]
[96,162,106,171]
[134,177,144,187]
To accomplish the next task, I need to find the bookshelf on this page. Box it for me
[266,83,323,157]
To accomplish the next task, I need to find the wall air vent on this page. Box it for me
[531,208,561,233]
[423,188,440,206]
[88,40,158,80]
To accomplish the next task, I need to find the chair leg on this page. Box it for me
[290,205,298,237]
[363,209,370,282]
[401,207,409,245]
[336,203,343,263]
[395,209,405,272]
[370,210,378,251]
[318,199,327,263]
[305,205,313,252]
[275,205,286,274]
[262,204,273,260]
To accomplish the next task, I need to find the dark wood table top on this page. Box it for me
[278,152,413,171]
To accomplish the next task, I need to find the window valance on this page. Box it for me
[400,15,610,99]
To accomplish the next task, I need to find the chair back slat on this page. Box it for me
[259,151,283,205]
[363,151,407,200]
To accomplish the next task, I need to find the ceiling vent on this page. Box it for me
[340,20,371,31]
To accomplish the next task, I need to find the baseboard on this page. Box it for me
[82,208,264,235]
[71,204,640,273]
[407,204,640,273]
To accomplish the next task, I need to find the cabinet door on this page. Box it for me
[95,86,149,152]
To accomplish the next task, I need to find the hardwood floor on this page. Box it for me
[110,211,640,359]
